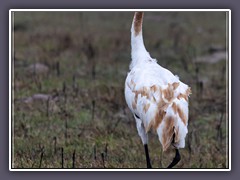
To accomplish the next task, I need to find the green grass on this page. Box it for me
[12,11,228,169]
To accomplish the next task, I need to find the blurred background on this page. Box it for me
[12,11,228,168]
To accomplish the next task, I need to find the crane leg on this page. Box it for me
[167,148,181,168]
[134,114,152,168]
[144,144,152,168]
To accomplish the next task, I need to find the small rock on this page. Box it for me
[194,51,226,64]
[26,63,49,75]
[23,94,51,104]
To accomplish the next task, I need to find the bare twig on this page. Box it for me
[62,81,67,110]
[75,83,79,97]
[92,100,95,121]
[187,131,192,162]
[216,112,224,145]
[56,61,60,77]
[61,147,64,168]
[109,118,121,134]
[62,81,66,94]
[53,136,57,155]
[72,149,76,168]
[159,148,163,168]
[82,38,96,79]
[65,117,68,145]
[72,74,76,89]
[221,65,226,82]
[101,152,105,168]
[104,143,108,160]
[39,150,44,168]
[46,97,50,117]
[197,81,203,98]
[93,144,97,160]
[91,61,96,80]
[33,76,42,91]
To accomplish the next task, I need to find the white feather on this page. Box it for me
[125,12,191,151]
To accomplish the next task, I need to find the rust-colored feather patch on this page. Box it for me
[133,12,144,36]
[143,103,150,113]
[177,87,191,101]
[172,82,180,90]
[146,87,169,132]
[141,87,149,98]
[162,116,175,151]
[134,93,138,104]
[174,126,180,144]
[153,110,166,130]
[133,86,150,103]
[172,102,178,114]
[186,87,192,96]
[177,105,187,125]
[162,84,174,102]
[177,93,188,101]
[130,83,189,133]
[172,102,187,125]
[150,85,157,93]
[132,101,137,110]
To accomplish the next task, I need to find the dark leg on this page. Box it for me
[167,149,181,168]
[144,144,152,168]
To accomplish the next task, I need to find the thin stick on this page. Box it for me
[61,147,64,168]
[72,74,76,89]
[53,136,57,155]
[39,151,44,168]
[105,143,108,160]
[46,97,50,117]
[72,149,76,168]
[93,144,97,160]
[56,61,60,76]
[65,118,68,145]
[92,100,95,121]
[101,152,105,168]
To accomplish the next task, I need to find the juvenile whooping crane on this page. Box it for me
[124,12,191,168]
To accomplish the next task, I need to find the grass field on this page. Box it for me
[12,11,229,169]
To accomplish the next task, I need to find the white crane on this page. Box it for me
[124,12,191,168]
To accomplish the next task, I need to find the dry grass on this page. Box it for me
[12,11,228,169]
